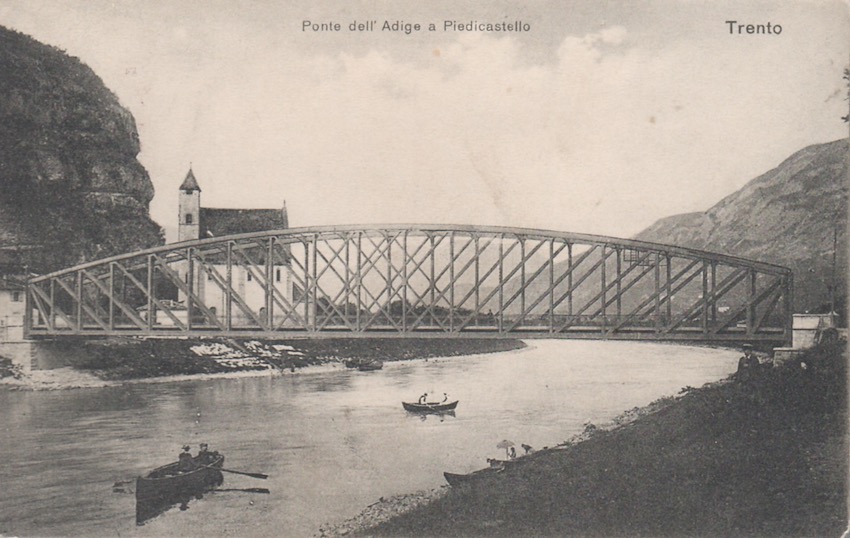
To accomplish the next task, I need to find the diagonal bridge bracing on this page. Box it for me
[25,225,793,344]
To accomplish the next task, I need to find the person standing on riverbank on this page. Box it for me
[737,344,760,383]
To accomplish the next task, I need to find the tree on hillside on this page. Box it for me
[843,67,849,123]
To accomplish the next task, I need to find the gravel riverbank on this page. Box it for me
[321,340,847,537]
[0,337,525,390]
[315,395,678,537]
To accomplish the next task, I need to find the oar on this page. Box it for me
[213,487,270,494]
[204,466,268,479]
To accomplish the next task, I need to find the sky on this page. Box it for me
[0,0,848,242]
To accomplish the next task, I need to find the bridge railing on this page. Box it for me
[25,225,792,343]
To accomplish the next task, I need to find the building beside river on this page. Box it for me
[169,169,296,326]
[0,250,27,342]
[0,274,25,341]
[176,168,290,243]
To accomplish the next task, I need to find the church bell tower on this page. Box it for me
[178,168,201,242]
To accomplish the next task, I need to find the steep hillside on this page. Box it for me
[484,139,846,320]
[636,139,847,313]
[0,26,162,272]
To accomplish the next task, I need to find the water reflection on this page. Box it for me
[128,477,272,527]
[408,410,456,422]
[298,374,355,393]
[135,489,203,526]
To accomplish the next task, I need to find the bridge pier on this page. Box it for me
[0,340,39,372]
[0,339,82,372]
[772,313,840,365]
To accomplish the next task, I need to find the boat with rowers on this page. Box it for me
[135,447,224,524]
[402,400,459,413]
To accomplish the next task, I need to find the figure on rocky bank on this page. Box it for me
[736,344,760,383]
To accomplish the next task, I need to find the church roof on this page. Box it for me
[179,169,201,191]
[200,207,288,238]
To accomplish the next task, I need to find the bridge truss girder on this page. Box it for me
[25,225,793,344]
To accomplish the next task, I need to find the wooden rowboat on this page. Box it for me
[344,358,384,371]
[443,464,504,486]
[135,453,224,524]
[136,453,225,502]
[357,359,383,371]
[402,400,459,413]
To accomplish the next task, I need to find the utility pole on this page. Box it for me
[830,222,837,317]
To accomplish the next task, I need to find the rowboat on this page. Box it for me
[344,358,384,371]
[357,359,383,371]
[136,453,225,502]
[443,464,504,486]
[135,453,224,524]
[402,400,459,413]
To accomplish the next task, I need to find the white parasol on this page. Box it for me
[496,439,515,458]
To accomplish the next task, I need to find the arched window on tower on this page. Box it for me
[185,213,193,225]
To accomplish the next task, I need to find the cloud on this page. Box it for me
[4,3,843,239]
[128,22,845,239]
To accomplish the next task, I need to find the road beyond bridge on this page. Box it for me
[25,225,792,345]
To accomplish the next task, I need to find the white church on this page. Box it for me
[169,169,297,328]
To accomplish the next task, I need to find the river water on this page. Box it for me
[0,340,738,537]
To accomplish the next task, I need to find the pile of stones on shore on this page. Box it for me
[316,488,448,537]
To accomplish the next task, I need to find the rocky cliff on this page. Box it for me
[0,26,162,272]
[636,138,848,314]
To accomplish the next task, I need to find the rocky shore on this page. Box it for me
[319,339,847,537]
[0,337,525,390]
[317,489,451,537]
[315,395,680,537]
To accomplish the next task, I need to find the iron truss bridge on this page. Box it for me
[25,225,793,344]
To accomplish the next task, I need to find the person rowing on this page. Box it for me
[424,393,449,405]
[197,443,219,465]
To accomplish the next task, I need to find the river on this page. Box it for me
[0,340,738,537]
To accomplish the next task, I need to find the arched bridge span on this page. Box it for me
[25,225,792,344]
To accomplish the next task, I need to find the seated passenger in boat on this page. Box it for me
[177,445,197,472]
[197,443,215,465]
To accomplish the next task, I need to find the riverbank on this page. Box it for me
[322,339,847,537]
[0,337,525,390]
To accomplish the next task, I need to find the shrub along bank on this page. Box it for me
[0,357,23,379]
[360,340,847,537]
